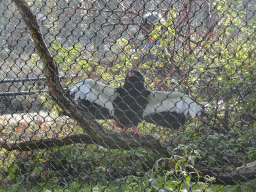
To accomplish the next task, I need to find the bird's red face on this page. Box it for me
[128,71,135,77]
[125,70,145,86]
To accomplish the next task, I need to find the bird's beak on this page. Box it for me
[128,71,135,77]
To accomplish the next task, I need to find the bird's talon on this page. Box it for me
[131,127,142,138]
[123,129,130,136]
[136,132,142,138]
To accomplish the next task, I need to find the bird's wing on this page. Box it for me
[143,91,202,129]
[69,79,117,119]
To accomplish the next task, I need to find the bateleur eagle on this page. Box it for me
[68,70,203,137]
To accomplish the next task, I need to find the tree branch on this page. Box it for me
[196,162,256,185]
[0,134,92,151]
[1,133,256,185]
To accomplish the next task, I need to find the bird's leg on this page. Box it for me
[131,127,142,138]
[122,126,142,138]
[113,121,130,136]
[122,127,130,136]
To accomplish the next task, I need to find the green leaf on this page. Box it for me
[157,175,164,183]
[9,166,16,173]
[185,175,190,183]
[175,159,185,170]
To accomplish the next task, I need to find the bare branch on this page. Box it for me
[0,134,92,151]
[1,133,256,184]
[196,162,256,185]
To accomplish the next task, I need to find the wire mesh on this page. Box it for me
[0,0,255,191]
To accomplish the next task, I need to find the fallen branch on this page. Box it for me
[196,162,256,185]
[0,134,92,151]
[2,135,256,185]
[2,133,256,184]
[0,132,167,153]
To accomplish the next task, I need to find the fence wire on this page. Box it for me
[0,0,256,191]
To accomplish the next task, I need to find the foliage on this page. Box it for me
[0,142,158,190]
[197,0,256,127]
[144,145,200,191]
[1,141,256,191]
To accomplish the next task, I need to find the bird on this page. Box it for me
[68,69,203,137]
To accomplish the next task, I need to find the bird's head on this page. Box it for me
[124,69,145,88]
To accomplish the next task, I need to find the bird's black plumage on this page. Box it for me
[68,70,203,135]
[113,70,151,128]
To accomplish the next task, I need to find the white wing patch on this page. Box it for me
[69,79,117,116]
[143,91,202,118]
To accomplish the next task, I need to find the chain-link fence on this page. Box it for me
[0,0,255,191]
